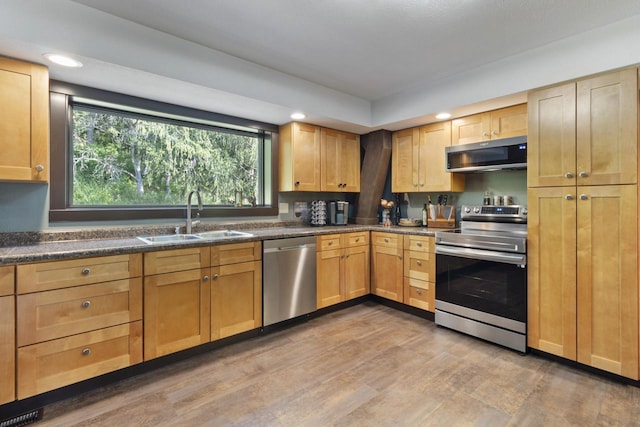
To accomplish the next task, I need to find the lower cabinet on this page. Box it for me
[144,268,211,360]
[403,235,436,312]
[316,232,370,309]
[211,260,262,340]
[17,322,142,399]
[370,232,404,302]
[0,294,15,404]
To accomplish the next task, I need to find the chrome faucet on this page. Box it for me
[186,190,203,234]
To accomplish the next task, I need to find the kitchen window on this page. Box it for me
[49,81,279,222]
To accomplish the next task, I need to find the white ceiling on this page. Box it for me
[1,0,640,132]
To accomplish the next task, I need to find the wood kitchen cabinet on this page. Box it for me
[16,255,143,398]
[0,265,15,404]
[211,242,262,340]
[370,232,403,302]
[279,122,322,191]
[321,128,361,192]
[316,232,370,309]
[403,235,436,312]
[0,56,49,182]
[528,68,637,188]
[528,185,638,379]
[392,122,464,193]
[144,248,211,360]
[451,104,527,145]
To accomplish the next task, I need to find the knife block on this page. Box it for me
[429,205,456,228]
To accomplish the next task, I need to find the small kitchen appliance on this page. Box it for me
[329,201,349,225]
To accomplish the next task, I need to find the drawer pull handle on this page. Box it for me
[416,260,422,266]
[81,300,91,309]
[82,348,91,356]
[81,268,91,275]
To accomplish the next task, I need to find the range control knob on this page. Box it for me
[464,207,471,213]
[473,207,481,214]
[522,208,528,216]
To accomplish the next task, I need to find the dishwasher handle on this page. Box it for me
[263,243,316,253]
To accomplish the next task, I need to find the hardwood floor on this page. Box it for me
[38,302,640,426]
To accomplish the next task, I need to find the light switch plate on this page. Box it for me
[279,202,289,213]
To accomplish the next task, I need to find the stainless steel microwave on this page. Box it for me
[445,136,527,172]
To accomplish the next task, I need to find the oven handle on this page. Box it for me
[435,245,527,266]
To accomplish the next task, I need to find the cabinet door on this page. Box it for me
[371,244,403,302]
[576,69,638,186]
[344,244,370,300]
[144,268,210,360]
[0,295,15,404]
[527,187,577,359]
[211,261,262,340]
[451,112,490,145]
[321,128,342,192]
[576,185,638,379]
[0,57,49,182]
[339,131,361,192]
[419,121,464,192]
[391,128,419,192]
[527,83,577,188]
[279,122,321,191]
[317,248,343,308]
[490,104,528,140]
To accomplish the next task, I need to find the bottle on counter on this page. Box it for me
[422,204,428,227]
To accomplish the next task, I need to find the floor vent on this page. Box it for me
[0,408,43,427]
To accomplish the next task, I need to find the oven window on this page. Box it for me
[436,254,526,322]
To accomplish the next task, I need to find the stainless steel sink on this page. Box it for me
[137,234,204,244]
[196,230,254,240]
[137,230,253,244]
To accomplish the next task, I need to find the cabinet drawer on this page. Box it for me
[0,265,14,296]
[403,250,435,282]
[318,234,342,251]
[403,278,435,312]
[213,241,261,266]
[403,235,434,253]
[371,232,402,249]
[144,247,210,275]
[17,321,142,399]
[17,254,142,294]
[344,232,369,247]
[17,278,142,347]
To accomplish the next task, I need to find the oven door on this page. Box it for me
[435,245,526,324]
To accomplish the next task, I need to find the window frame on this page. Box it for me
[49,81,279,222]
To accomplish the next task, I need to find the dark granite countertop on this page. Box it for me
[0,222,450,265]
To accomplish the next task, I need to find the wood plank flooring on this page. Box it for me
[37,302,640,426]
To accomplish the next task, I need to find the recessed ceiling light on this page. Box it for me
[435,112,451,120]
[290,112,306,120]
[43,53,83,68]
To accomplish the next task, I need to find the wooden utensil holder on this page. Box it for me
[429,205,456,228]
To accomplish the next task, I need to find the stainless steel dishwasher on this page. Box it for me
[263,236,317,326]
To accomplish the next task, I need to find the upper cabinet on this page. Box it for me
[279,122,361,192]
[279,122,322,191]
[0,56,49,183]
[321,128,360,192]
[528,68,637,188]
[451,104,528,145]
[391,121,464,193]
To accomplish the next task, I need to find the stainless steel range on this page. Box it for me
[434,205,527,353]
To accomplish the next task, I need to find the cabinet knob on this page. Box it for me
[203,275,209,282]
[213,274,219,280]
[565,194,574,200]
[81,268,91,275]
[384,238,389,243]
[416,242,422,247]
[565,172,574,179]
[328,241,333,245]
[355,238,360,242]
[416,289,422,295]
[417,260,422,266]
[82,348,92,356]
[295,181,300,186]
[492,130,499,136]
[397,255,402,260]
[35,164,45,173]
[580,194,589,200]
[420,183,424,187]
[81,300,91,309]
[483,132,490,137]
[579,171,589,178]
